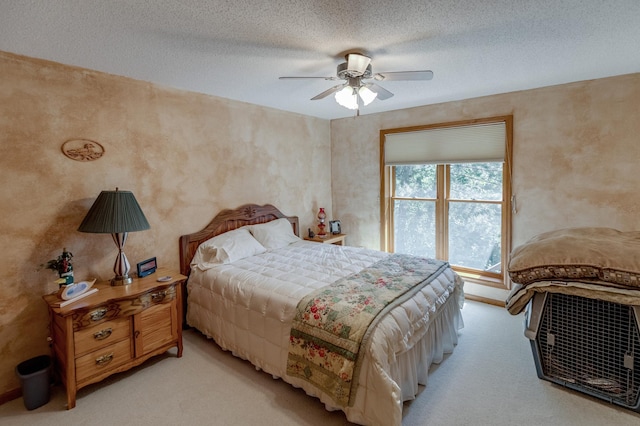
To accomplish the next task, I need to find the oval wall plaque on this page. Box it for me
[61,139,105,161]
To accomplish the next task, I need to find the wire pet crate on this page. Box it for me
[525,292,640,411]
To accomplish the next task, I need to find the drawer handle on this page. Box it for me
[151,291,167,302]
[90,308,108,322]
[93,328,113,340]
[95,353,114,366]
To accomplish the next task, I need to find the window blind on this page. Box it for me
[384,121,506,165]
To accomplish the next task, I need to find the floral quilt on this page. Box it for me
[286,254,449,407]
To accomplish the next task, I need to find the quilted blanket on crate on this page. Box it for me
[286,254,449,407]
[506,227,640,314]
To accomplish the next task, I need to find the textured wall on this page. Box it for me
[2,48,638,400]
[0,51,331,396]
[331,73,640,252]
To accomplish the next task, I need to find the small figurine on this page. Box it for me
[308,228,315,238]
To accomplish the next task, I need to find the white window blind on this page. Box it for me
[384,122,506,165]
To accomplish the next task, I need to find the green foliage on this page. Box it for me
[394,199,436,258]
[450,163,502,200]
[46,249,74,276]
[395,164,437,198]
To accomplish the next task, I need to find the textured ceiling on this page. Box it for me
[1,0,639,120]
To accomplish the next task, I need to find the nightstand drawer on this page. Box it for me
[74,317,131,356]
[139,284,176,307]
[75,338,133,383]
[73,303,120,331]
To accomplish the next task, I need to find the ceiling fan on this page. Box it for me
[279,53,433,111]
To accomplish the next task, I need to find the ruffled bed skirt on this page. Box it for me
[393,290,464,400]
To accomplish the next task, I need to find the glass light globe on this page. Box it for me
[335,86,358,110]
[358,86,377,106]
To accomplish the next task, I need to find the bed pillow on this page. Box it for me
[508,227,640,288]
[191,228,266,270]
[248,218,300,249]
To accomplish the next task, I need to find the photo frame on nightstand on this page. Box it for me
[137,257,157,277]
[329,220,341,235]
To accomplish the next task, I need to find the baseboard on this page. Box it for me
[0,387,21,406]
[465,293,505,307]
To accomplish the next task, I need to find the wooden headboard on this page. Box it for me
[178,203,299,277]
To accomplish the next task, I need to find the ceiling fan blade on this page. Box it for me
[373,70,434,81]
[311,84,346,100]
[279,76,339,81]
[366,83,394,100]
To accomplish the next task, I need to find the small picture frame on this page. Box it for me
[137,257,157,278]
[329,220,341,235]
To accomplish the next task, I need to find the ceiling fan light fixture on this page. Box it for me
[335,86,358,110]
[358,86,377,106]
[346,53,371,76]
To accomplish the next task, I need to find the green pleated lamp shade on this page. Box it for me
[78,189,150,233]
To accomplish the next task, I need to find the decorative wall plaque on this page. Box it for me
[61,139,105,161]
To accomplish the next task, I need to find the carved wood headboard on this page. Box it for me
[178,203,299,277]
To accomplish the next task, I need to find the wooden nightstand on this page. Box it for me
[304,233,347,245]
[42,267,186,409]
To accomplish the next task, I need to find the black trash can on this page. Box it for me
[15,355,52,410]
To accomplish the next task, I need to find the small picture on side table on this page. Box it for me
[329,220,341,235]
[137,257,157,277]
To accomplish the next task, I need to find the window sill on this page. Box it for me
[454,269,509,290]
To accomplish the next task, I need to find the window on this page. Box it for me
[380,117,512,288]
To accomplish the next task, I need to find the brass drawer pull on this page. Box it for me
[93,328,113,340]
[151,291,167,302]
[95,353,114,366]
[90,308,108,322]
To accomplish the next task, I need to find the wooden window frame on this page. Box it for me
[380,116,513,289]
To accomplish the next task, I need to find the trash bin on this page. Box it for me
[15,355,52,410]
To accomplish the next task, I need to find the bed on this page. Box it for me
[179,204,464,426]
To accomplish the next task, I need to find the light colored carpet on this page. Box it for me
[2,300,639,425]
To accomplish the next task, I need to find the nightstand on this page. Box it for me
[42,267,186,409]
[304,233,347,245]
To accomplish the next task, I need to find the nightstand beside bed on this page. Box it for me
[42,267,186,409]
[304,233,347,245]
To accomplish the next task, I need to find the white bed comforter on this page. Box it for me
[187,241,464,426]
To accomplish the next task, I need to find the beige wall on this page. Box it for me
[331,73,640,252]
[0,51,331,396]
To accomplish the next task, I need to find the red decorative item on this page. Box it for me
[317,207,327,238]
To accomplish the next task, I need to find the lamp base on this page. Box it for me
[111,275,133,286]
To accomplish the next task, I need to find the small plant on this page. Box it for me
[46,248,74,277]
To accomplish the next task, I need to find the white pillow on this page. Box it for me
[248,218,300,249]
[191,228,266,270]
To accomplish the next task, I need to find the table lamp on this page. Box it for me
[78,188,150,285]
